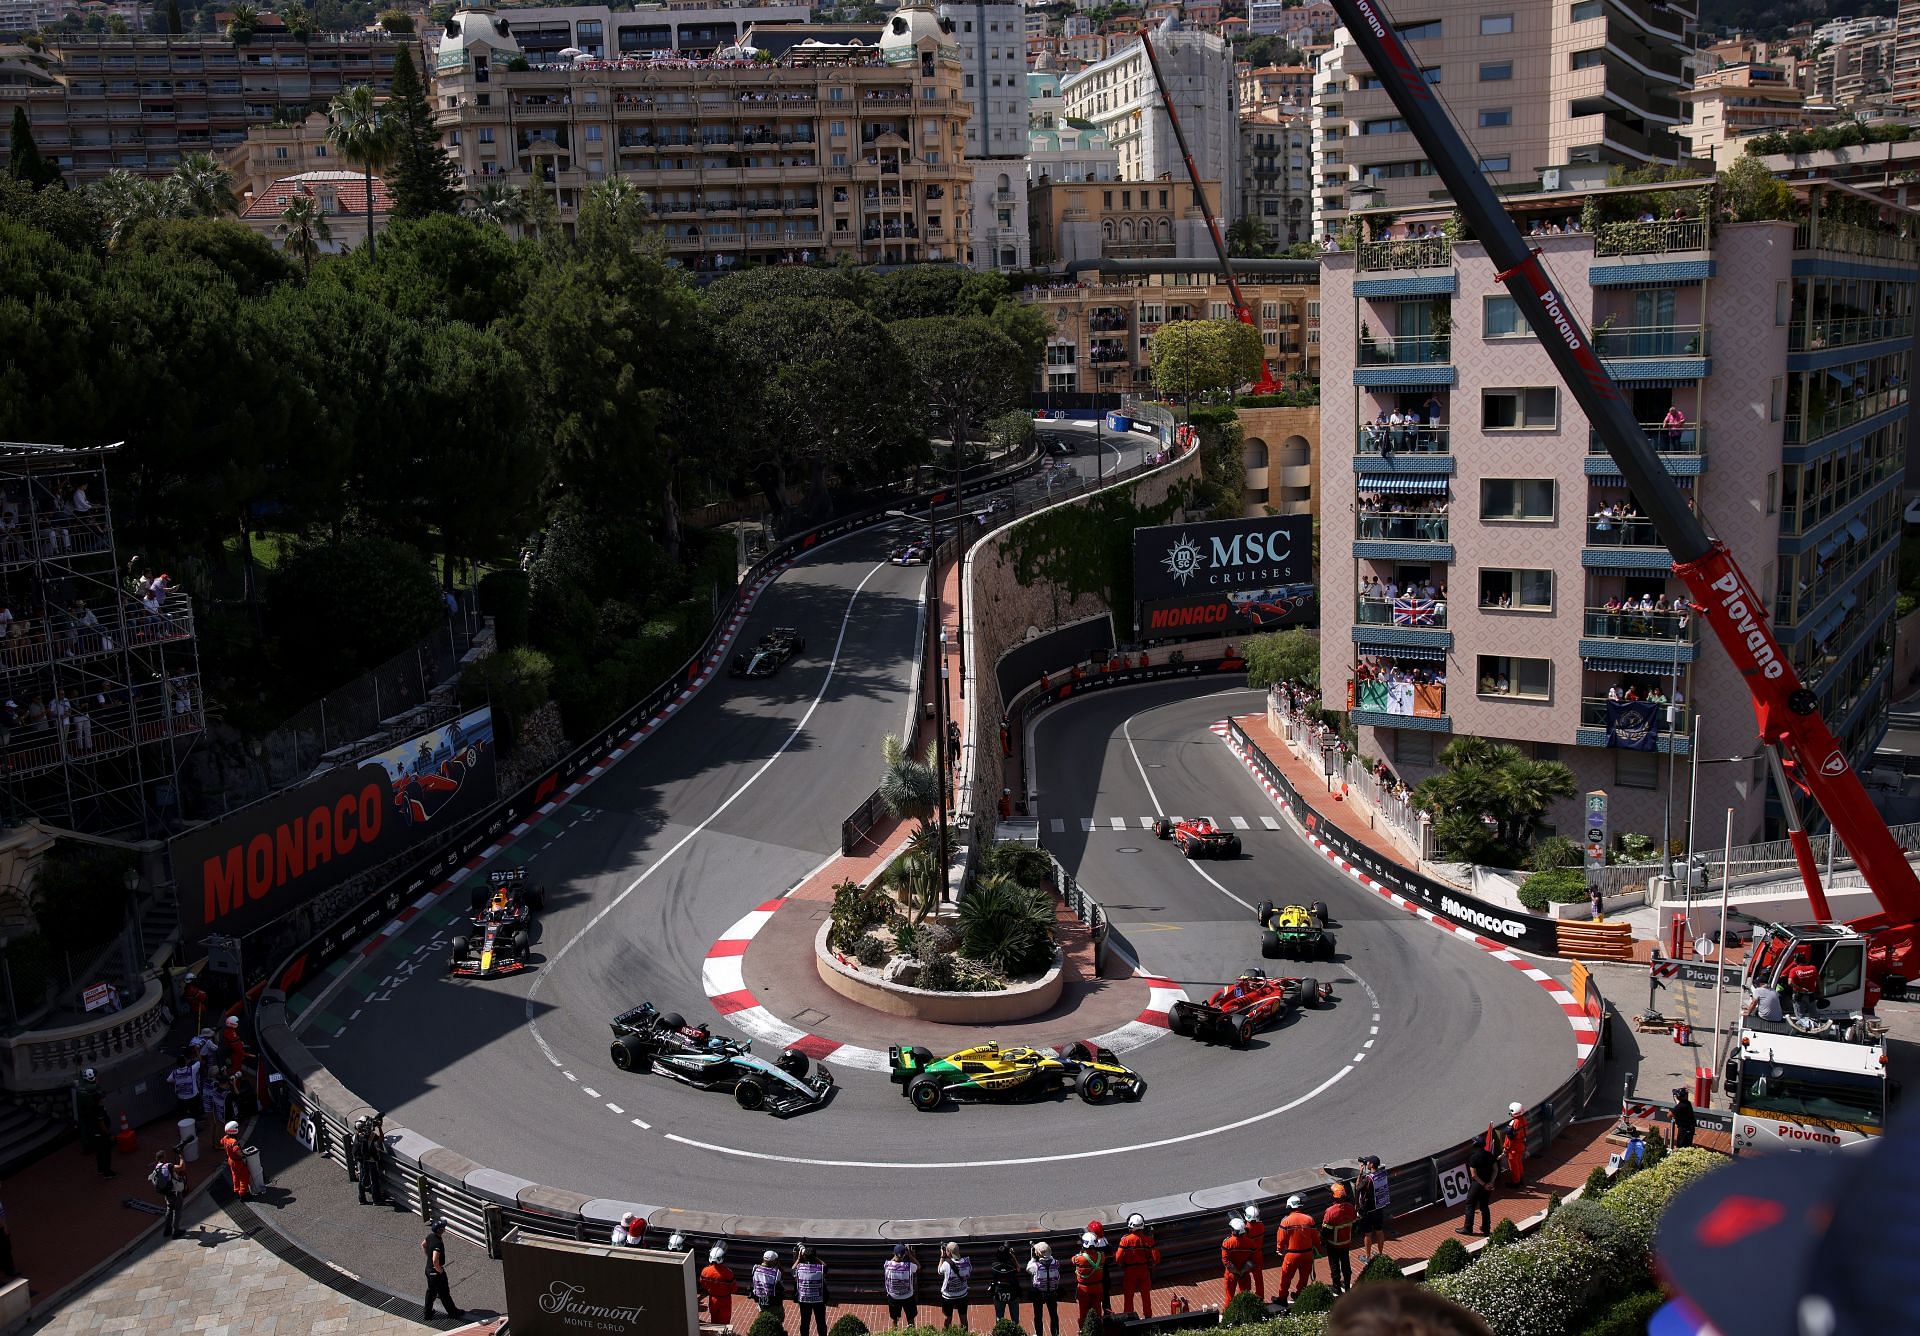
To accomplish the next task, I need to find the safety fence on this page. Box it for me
[1586,819,1920,900]
[1269,689,1432,862]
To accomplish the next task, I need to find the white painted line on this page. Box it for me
[1261,816,1282,830]
[564,1072,577,1082]
[1109,816,1125,831]
[631,1118,652,1130]
[582,1088,600,1099]
[606,1103,625,1114]
[1363,1039,1374,1048]
[1050,818,1065,834]
[1370,1026,1379,1035]
[1139,817,1156,828]
[349,1009,362,1021]
[1228,815,1250,830]
[1080,818,1095,832]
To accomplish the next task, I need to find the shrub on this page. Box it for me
[1641,1127,1668,1169]
[1425,1237,1471,1277]
[891,919,922,959]
[1577,1290,1664,1336]
[1079,1309,1106,1336]
[1291,1280,1336,1313]
[1582,1165,1612,1199]
[977,840,1052,890]
[850,933,889,968]
[1548,1194,1562,1216]
[267,535,443,697]
[477,569,530,649]
[1221,1291,1269,1325]
[1430,1226,1619,1336]
[1525,835,1582,872]
[918,953,959,991]
[1599,1149,1721,1256]
[827,879,892,951]
[1544,1198,1623,1250]
[957,874,1056,976]
[457,644,554,755]
[1489,1218,1520,1247]
[1518,867,1590,911]
[1356,1254,1403,1283]
[747,1314,787,1336]
[920,921,959,956]
[827,1317,869,1336]
[990,1320,1027,1336]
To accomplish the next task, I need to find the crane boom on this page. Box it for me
[1136,25,1283,394]
[1324,0,1920,981]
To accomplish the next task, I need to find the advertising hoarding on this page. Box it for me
[1132,515,1315,641]
[502,1231,697,1336]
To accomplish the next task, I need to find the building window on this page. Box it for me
[1769,376,1783,422]
[1046,342,1077,366]
[1481,387,1558,431]
[1480,61,1513,81]
[477,129,493,144]
[1480,156,1511,173]
[831,151,847,166]
[1766,472,1777,515]
[1261,301,1278,320]
[1775,282,1790,325]
[1363,117,1409,135]
[1396,18,1443,39]
[1615,750,1659,789]
[1394,729,1435,766]
[585,125,601,141]
[1483,295,1532,338]
[1480,13,1514,34]
[1478,107,1512,128]
[1571,48,1603,70]
[1477,655,1550,699]
[1479,478,1556,521]
[1478,568,1553,610]
[1570,0,1602,18]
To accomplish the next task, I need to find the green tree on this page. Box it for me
[891,314,1028,464]
[282,2,315,37]
[1719,154,1796,222]
[378,5,414,31]
[267,536,444,693]
[1149,318,1264,401]
[88,169,185,248]
[1243,627,1319,690]
[276,191,331,274]
[325,212,529,328]
[1414,736,1578,865]
[0,173,101,252]
[325,83,392,256]
[8,107,61,188]
[225,1,257,41]
[575,175,653,256]
[1226,214,1269,257]
[705,262,867,320]
[464,179,528,232]
[382,47,462,221]
[168,152,240,217]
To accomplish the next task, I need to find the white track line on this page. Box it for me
[1122,706,1255,913]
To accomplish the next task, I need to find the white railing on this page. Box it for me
[1269,687,1432,861]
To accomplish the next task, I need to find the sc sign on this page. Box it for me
[1436,1161,1472,1207]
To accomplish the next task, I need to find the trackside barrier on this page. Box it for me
[1225,719,1563,957]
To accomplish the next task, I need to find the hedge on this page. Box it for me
[1518,866,1591,911]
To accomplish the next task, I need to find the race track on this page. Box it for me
[312,446,1571,1223]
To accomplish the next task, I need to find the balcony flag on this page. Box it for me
[1605,700,1660,751]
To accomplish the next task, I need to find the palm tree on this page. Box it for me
[88,169,181,248]
[170,152,238,217]
[877,733,940,829]
[275,192,331,274]
[325,84,391,256]
[464,179,529,233]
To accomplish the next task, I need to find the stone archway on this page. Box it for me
[1243,436,1270,469]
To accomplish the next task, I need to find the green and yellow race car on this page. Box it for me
[888,1041,1146,1112]
[1258,899,1337,961]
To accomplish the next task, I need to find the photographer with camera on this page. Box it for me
[150,1142,188,1239]
[349,1114,388,1206]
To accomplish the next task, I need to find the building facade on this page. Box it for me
[1318,185,1913,849]
[939,0,1029,268]
[1239,62,1313,112]
[0,32,399,183]
[473,1,811,60]
[1027,174,1219,268]
[1311,1,1697,235]
[429,0,973,268]
[1241,105,1310,248]
[1896,0,1920,112]
[1679,63,1844,170]
[1059,26,1239,219]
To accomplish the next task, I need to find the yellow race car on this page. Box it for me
[889,1040,1146,1111]
[1258,899,1336,961]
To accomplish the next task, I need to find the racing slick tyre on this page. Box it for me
[1319,932,1338,962]
[735,1079,766,1111]
[448,936,469,973]
[527,888,547,911]
[1167,1001,1195,1036]
[777,1049,810,1079]
[1153,818,1173,840]
[1232,1016,1255,1049]
[1182,842,1201,860]
[1077,1070,1111,1103]
[1299,977,1322,1009]
[611,1035,650,1073]
[1261,930,1281,959]
[513,930,531,957]
[1310,901,1328,928]
[1256,900,1274,927]
[908,1076,946,1112]
[658,1012,686,1032]
[1225,835,1243,857]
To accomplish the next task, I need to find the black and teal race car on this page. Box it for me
[887,1041,1145,1112]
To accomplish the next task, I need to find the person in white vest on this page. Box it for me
[882,1243,919,1328]
[792,1241,828,1336]
[1026,1239,1062,1336]
[751,1249,784,1325]
[937,1240,972,1328]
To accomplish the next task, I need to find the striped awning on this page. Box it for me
[1358,474,1450,495]
[1583,655,1684,674]
[1356,643,1446,662]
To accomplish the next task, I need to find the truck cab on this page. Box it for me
[1744,921,1876,1027]
[1727,1029,1888,1155]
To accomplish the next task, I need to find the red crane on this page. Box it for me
[1324,0,1919,986]
[1137,24,1285,396]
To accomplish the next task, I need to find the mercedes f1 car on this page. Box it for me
[1258,900,1336,961]
[1153,816,1242,859]
[888,1041,1145,1111]
[449,869,546,977]
[730,628,806,679]
[607,1002,833,1115]
[1167,969,1333,1046]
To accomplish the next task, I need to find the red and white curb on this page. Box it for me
[1216,718,1601,1064]
[699,901,1190,1077]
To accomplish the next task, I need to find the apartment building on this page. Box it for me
[1248,0,1335,44]
[237,169,392,251]
[1060,26,1239,219]
[1311,2,1697,238]
[1241,105,1310,248]
[1679,63,1845,170]
[222,108,341,202]
[1897,0,1920,112]
[1025,265,1318,405]
[1239,62,1313,112]
[1027,66,1118,188]
[1814,27,1897,106]
[429,0,972,268]
[0,32,399,182]
[1318,182,1913,848]
[939,0,1029,269]
[480,1,809,60]
[1027,174,1220,268]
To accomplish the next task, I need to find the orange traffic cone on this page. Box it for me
[114,1112,137,1154]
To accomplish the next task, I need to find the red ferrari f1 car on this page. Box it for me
[1166,969,1332,1047]
[1152,815,1242,859]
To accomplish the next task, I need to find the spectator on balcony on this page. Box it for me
[74,696,94,753]
[1422,394,1443,439]
[1662,405,1686,449]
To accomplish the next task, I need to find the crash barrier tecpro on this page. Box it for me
[1225,718,1563,957]
[254,967,1609,1296]
[994,615,1118,709]
[1614,1089,1733,1139]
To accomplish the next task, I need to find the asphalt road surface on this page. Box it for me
[313,453,1568,1223]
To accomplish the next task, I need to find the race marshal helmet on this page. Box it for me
[226,1016,239,1028]
[763,1250,778,1263]
[1244,1204,1261,1223]
[1331,1183,1348,1199]
[1287,1195,1304,1210]
[224,1121,240,1134]
[1081,1231,1097,1247]
[1508,1101,1524,1115]
[669,1233,686,1251]
[621,1212,638,1228]
[1127,1214,1146,1230]
[1228,1217,1246,1234]
[709,1245,726,1264]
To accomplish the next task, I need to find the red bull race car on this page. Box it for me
[1152,815,1242,859]
[449,870,545,978]
[1166,969,1333,1047]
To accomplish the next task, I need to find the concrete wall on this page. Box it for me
[1893,604,1920,699]
[1237,404,1319,521]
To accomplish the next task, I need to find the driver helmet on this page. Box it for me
[492,889,511,911]
[707,1037,728,1053]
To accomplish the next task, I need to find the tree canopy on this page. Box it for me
[1149,318,1266,399]
[1414,737,1578,867]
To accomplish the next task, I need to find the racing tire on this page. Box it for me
[448,936,468,973]
[777,1049,810,1079]
[1225,835,1242,857]
[1256,900,1274,928]
[1153,818,1173,840]
[734,1079,766,1111]
[512,930,531,957]
[610,1035,649,1073]
[1261,930,1281,959]
[1320,932,1338,961]
[527,888,546,912]
[908,1076,946,1112]
[1167,1001,1195,1037]
[1232,1017,1255,1049]
[1077,1069,1111,1103]
[1310,900,1328,928]
[658,1012,686,1032]
[1299,976,1322,1009]
[1182,843,1200,861]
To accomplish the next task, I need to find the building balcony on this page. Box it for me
[1356,510,1449,543]
[1592,324,1707,359]
[1355,235,1449,272]
[1585,515,1665,547]
[1588,423,1702,455]
[1357,334,1450,366]
[1346,678,1449,728]
[1784,386,1909,447]
[1578,696,1691,736]
[1582,605,1696,645]
[1356,596,1447,628]
[1794,219,1920,267]
[1787,317,1915,354]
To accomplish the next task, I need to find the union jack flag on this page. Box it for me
[1392,597,1436,626]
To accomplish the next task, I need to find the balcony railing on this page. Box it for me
[1784,385,1910,445]
[1585,515,1666,546]
[1357,334,1451,365]
[1592,324,1708,358]
[1588,423,1702,454]
[1787,317,1916,352]
[1592,217,1708,257]
[1583,605,1696,642]
[1348,679,1448,719]
[1356,596,1448,627]
[1356,511,1450,542]
[1356,422,1450,455]
[1355,235,1450,271]
[1579,697,1690,733]
[1794,220,1920,266]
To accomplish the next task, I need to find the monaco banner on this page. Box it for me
[1133,515,1316,641]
